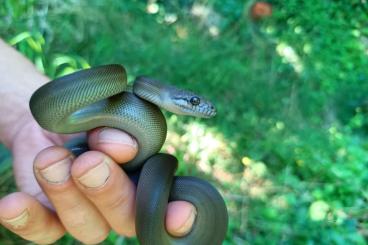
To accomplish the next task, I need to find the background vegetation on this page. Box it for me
[1,0,368,244]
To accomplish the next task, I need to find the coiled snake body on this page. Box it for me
[29,64,228,245]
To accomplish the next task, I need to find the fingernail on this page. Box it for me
[39,156,73,184]
[1,209,29,229]
[98,128,137,147]
[78,159,110,188]
[176,206,197,235]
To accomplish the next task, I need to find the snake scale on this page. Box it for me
[29,64,228,245]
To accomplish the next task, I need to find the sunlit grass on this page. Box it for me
[165,117,234,183]
[276,42,303,73]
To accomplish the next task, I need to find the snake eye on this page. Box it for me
[190,96,200,106]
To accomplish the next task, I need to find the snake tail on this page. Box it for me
[136,153,228,245]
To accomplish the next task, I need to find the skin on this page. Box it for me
[0,39,195,244]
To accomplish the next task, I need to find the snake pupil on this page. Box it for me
[190,96,200,106]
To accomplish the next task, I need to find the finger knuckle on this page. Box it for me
[106,191,131,210]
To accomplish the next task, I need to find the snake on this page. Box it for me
[29,64,228,245]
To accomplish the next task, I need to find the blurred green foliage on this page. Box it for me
[0,0,368,244]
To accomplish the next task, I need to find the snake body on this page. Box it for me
[29,64,228,244]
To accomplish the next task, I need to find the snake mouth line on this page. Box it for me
[171,97,216,118]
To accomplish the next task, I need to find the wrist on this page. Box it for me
[0,89,44,149]
[4,110,36,148]
[0,39,49,148]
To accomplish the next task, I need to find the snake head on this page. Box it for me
[133,76,217,118]
[168,89,217,118]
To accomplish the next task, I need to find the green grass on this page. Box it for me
[1,0,368,244]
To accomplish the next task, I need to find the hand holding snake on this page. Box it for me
[30,64,228,245]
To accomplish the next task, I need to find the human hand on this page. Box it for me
[0,115,196,244]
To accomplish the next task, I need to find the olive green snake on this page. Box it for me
[29,64,228,245]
